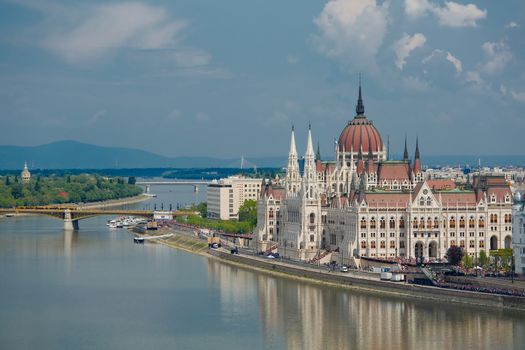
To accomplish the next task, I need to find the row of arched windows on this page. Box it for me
[360,217,405,229]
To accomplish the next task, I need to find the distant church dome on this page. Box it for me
[21,162,31,183]
[337,84,384,157]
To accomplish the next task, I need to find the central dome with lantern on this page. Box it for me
[337,84,386,162]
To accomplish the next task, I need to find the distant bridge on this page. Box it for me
[136,180,211,186]
[0,206,194,230]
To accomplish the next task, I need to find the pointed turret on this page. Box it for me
[286,125,300,196]
[366,139,376,174]
[356,76,365,116]
[289,125,297,157]
[305,124,315,158]
[413,136,422,175]
[356,144,365,175]
[403,136,409,162]
[316,142,321,162]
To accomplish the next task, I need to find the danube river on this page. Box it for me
[1,184,524,350]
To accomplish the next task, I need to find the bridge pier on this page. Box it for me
[63,209,79,230]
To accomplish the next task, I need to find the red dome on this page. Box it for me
[338,116,383,153]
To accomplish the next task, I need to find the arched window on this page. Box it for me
[459,216,465,228]
[450,240,456,247]
[389,217,396,229]
[399,217,405,229]
[371,241,376,249]
[413,219,418,229]
[469,216,475,228]
[380,241,386,249]
[479,217,485,228]
[370,217,376,229]
[380,217,386,229]
[419,217,425,229]
[269,209,274,219]
[389,241,396,249]
[460,240,465,248]
[433,217,439,229]
[427,217,432,229]
[419,197,425,206]
[505,214,512,223]
[449,217,456,229]
[361,241,367,249]
[310,235,315,242]
[490,214,498,223]
[309,213,315,224]
[426,197,432,206]
[360,218,367,229]
[339,183,343,193]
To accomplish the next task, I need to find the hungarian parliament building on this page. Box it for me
[255,85,513,264]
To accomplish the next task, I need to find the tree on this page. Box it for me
[478,250,488,267]
[238,199,257,226]
[127,176,136,185]
[462,253,473,269]
[446,246,464,266]
[5,176,10,186]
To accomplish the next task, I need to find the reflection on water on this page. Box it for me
[207,259,525,350]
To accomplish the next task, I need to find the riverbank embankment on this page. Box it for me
[151,225,525,313]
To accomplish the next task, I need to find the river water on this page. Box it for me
[1,184,524,350]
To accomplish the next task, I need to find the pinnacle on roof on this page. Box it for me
[414,136,420,160]
[316,141,321,162]
[356,75,365,116]
[288,125,297,156]
[403,136,409,162]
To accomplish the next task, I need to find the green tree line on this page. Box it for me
[0,174,142,207]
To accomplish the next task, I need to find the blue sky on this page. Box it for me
[0,0,524,158]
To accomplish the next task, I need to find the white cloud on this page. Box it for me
[404,0,433,19]
[505,21,519,29]
[510,90,525,103]
[481,41,511,75]
[42,2,188,65]
[404,0,487,27]
[173,50,211,68]
[393,33,426,69]
[465,70,489,90]
[502,84,525,103]
[422,49,462,75]
[313,0,389,70]
[446,52,462,74]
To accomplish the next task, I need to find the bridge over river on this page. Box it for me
[0,206,193,230]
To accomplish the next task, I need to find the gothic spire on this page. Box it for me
[316,141,321,162]
[356,75,365,116]
[403,136,409,162]
[289,125,297,156]
[306,124,314,158]
[414,136,420,160]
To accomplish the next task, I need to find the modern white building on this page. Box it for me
[207,176,262,220]
[256,84,513,264]
[513,192,525,275]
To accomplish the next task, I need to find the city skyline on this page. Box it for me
[1,0,524,158]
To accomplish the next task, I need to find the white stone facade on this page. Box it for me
[255,88,513,264]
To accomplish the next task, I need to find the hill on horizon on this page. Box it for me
[0,140,286,170]
[0,140,523,170]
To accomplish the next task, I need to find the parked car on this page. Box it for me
[340,265,349,273]
[266,254,275,259]
[211,243,220,249]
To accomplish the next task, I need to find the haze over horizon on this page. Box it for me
[1,0,524,158]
